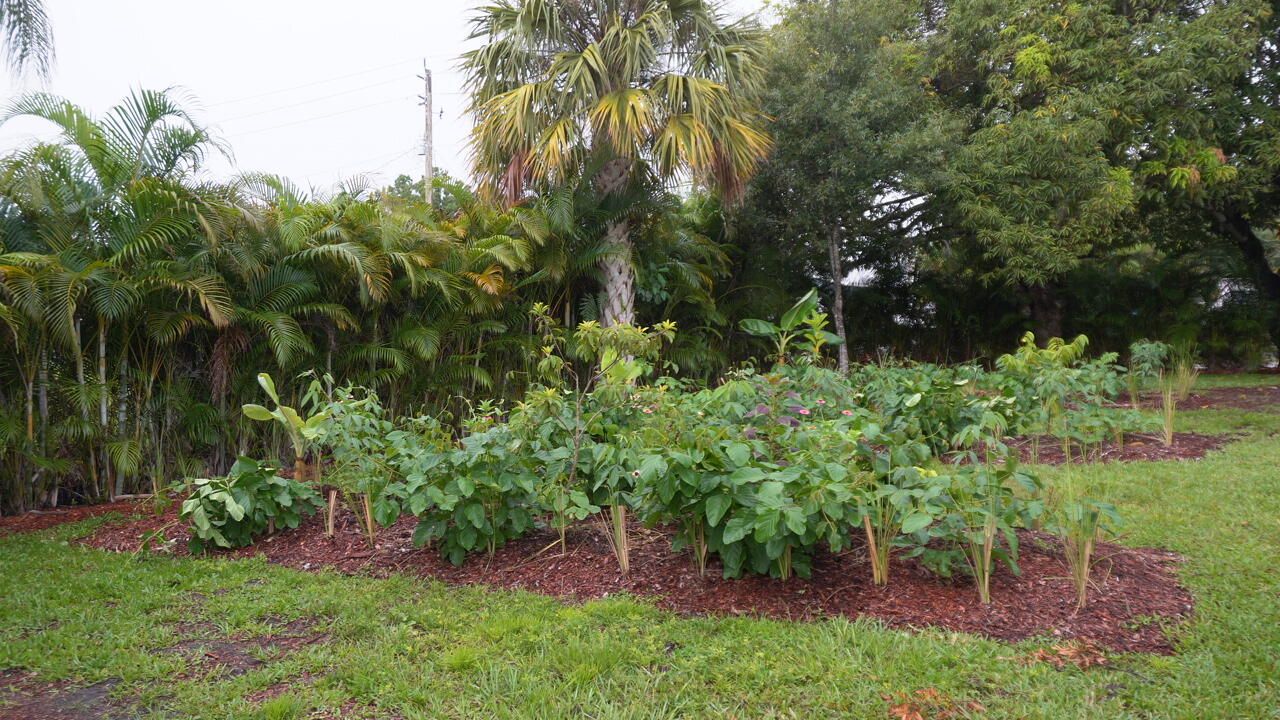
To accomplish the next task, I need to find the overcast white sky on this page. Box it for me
[0,0,766,194]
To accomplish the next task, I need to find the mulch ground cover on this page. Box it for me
[68,503,1193,655]
[0,501,139,536]
[1137,384,1280,411]
[1006,432,1231,465]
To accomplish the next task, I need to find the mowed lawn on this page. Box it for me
[1,380,1278,719]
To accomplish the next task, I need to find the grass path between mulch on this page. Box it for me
[1,393,1278,718]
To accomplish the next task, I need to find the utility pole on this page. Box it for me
[418,61,434,206]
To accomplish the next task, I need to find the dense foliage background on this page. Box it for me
[1,0,1277,512]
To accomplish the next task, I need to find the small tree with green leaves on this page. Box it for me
[241,373,327,483]
[1127,339,1170,409]
[740,289,844,366]
[523,302,676,572]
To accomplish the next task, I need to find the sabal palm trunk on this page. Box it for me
[599,219,635,327]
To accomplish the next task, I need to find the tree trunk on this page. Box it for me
[74,320,97,501]
[1213,208,1280,351]
[98,322,112,499]
[38,348,48,451]
[599,219,635,327]
[24,376,34,444]
[1028,284,1064,340]
[114,352,128,497]
[827,227,850,373]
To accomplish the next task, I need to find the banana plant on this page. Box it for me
[740,289,843,364]
[241,373,328,481]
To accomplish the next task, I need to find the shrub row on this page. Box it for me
[182,311,1149,604]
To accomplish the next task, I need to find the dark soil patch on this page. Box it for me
[1007,432,1231,465]
[1137,385,1280,411]
[0,501,144,536]
[162,621,329,679]
[0,671,128,720]
[244,671,316,704]
[0,620,329,717]
[84,508,1194,654]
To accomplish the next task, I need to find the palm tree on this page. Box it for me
[463,0,771,327]
[0,0,54,80]
[0,88,236,498]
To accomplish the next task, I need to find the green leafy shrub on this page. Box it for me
[851,362,1003,455]
[519,304,677,572]
[1127,339,1170,407]
[857,443,945,586]
[913,460,1043,603]
[180,457,322,552]
[399,423,541,565]
[313,385,400,545]
[628,369,871,579]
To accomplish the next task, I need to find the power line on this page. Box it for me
[371,146,419,175]
[222,96,416,138]
[294,144,420,179]
[217,76,412,123]
[203,56,457,108]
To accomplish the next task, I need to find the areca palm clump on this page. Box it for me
[0,90,637,514]
[0,89,235,509]
[463,0,771,328]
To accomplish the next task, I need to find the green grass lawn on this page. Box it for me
[1186,371,1278,389]
[2,393,1278,719]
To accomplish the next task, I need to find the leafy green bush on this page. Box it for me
[1127,339,1170,407]
[908,460,1043,603]
[399,423,541,565]
[180,457,322,553]
[312,385,400,544]
[626,369,872,579]
[857,446,946,586]
[850,362,1001,454]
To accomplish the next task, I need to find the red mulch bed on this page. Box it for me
[1006,432,1232,465]
[1136,385,1280,411]
[75,507,1193,655]
[0,500,141,536]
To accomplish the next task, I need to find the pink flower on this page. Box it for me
[642,408,654,414]
[799,408,811,416]
[841,409,854,416]
[817,399,827,405]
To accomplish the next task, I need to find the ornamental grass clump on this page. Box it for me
[1171,342,1200,402]
[1050,471,1121,610]
[1159,372,1177,447]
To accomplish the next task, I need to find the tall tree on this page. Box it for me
[1130,0,1279,349]
[463,0,771,327]
[747,0,961,370]
[929,0,1268,339]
